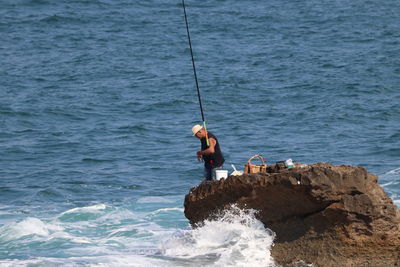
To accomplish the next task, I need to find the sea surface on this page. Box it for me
[1,0,399,266]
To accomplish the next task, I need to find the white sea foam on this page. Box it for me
[379,167,400,206]
[60,204,107,215]
[152,207,184,214]
[47,231,93,244]
[0,217,98,245]
[381,181,399,187]
[137,196,176,203]
[58,206,176,251]
[0,210,13,215]
[384,167,400,175]
[0,255,169,267]
[161,205,276,266]
[0,202,278,266]
[380,167,400,181]
[0,217,63,241]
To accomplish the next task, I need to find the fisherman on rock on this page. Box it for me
[192,125,225,181]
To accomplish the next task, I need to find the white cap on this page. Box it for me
[192,124,203,136]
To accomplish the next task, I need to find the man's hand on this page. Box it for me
[196,138,217,162]
[197,151,203,161]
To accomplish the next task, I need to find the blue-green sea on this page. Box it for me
[1,0,399,266]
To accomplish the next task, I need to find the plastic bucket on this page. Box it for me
[215,169,228,180]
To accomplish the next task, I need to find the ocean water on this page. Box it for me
[1,0,399,266]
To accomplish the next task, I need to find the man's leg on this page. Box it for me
[204,166,212,181]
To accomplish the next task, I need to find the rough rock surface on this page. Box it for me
[184,163,400,267]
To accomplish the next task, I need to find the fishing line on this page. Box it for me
[181,0,209,146]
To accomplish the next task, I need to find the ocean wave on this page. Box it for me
[0,217,63,242]
[161,205,276,266]
[60,204,107,215]
[113,124,149,134]
[81,157,116,163]
[58,204,108,223]
[0,255,167,267]
[380,167,400,207]
[0,203,277,266]
[137,196,176,204]
[383,167,400,175]
[380,167,400,181]
[381,181,400,187]
[152,208,184,214]
[39,14,88,24]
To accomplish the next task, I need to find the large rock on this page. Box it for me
[184,163,400,267]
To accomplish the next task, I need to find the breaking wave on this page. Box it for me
[380,167,400,207]
[161,205,277,266]
[0,203,277,266]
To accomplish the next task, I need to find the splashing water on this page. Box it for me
[0,202,277,266]
[161,205,276,267]
[380,167,400,207]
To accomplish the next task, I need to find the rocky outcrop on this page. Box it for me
[184,163,400,267]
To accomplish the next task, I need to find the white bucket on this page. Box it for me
[215,169,228,180]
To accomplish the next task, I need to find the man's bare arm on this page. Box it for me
[197,138,216,156]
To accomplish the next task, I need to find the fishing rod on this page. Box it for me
[181,0,209,146]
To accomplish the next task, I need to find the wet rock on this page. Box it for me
[184,163,400,267]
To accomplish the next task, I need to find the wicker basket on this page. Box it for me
[244,154,268,174]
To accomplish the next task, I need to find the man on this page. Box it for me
[192,124,225,181]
